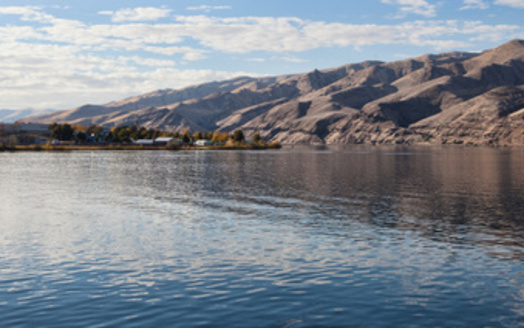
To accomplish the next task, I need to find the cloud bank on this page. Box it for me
[494,0,524,9]
[381,0,437,17]
[99,7,172,22]
[0,5,523,109]
[461,0,490,10]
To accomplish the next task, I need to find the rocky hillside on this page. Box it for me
[24,39,524,145]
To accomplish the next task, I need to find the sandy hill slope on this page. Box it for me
[24,40,524,145]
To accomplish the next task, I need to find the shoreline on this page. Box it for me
[0,142,282,152]
[3,142,523,153]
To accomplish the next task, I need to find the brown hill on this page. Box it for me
[24,39,524,145]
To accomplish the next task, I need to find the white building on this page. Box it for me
[132,139,154,145]
[195,139,213,146]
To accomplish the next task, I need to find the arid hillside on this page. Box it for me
[25,40,524,145]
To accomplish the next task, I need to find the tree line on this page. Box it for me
[49,123,260,144]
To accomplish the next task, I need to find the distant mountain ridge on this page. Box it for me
[0,109,54,123]
[23,39,524,145]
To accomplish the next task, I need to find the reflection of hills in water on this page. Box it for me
[290,148,523,238]
[75,147,524,260]
[160,147,523,259]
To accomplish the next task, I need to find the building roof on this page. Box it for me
[195,139,213,145]
[154,137,174,143]
[133,139,154,145]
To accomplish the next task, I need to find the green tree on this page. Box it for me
[211,131,230,143]
[62,124,74,140]
[86,125,104,138]
[232,130,245,143]
[144,128,154,139]
[193,132,203,140]
[138,127,148,139]
[181,129,191,144]
[128,125,139,140]
[253,133,261,143]
[116,126,131,143]
[182,133,191,144]
[104,131,114,142]
[49,123,74,141]
[77,132,87,142]
[48,123,57,135]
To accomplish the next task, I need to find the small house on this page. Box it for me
[154,137,174,146]
[195,139,213,146]
[133,139,154,146]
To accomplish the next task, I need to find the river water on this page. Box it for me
[0,146,523,327]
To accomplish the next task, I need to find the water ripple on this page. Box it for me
[0,149,523,327]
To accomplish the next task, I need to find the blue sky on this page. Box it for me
[2,0,524,110]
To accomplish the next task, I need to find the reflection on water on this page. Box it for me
[0,146,523,327]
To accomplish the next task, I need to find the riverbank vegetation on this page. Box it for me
[0,123,280,152]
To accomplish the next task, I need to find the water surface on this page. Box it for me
[0,146,523,327]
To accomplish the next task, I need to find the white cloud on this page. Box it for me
[0,5,40,15]
[99,7,172,22]
[0,5,54,23]
[460,0,490,10]
[6,7,508,55]
[1,7,522,56]
[462,21,523,42]
[1,6,524,109]
[494,0,524,8]
[382,0,437,17]
[0,41,248,109]
[0,25,41,41]
[274,56,309,63]
[187,5,232,12]
[122,56,177,67]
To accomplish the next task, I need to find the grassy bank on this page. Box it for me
[0,142,281,152]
